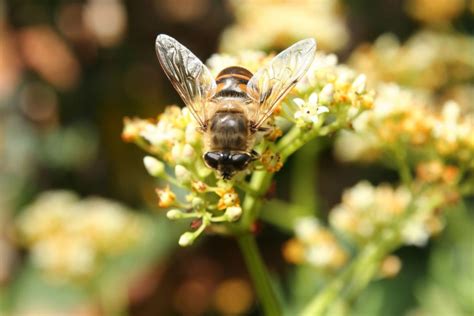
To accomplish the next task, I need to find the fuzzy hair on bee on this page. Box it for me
[155,34,316,179]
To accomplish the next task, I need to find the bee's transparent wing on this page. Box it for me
[247,39,316,129]
[155,34,216,127]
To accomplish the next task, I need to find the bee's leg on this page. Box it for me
[250,150,260,161]
[249,150,265,171]
[249,122,269,134]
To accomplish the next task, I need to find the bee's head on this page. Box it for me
[204,151,253,180]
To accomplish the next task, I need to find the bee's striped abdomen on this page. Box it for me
[214,66,253,98]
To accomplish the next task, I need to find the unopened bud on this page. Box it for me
[143,156,165,177]
[379,255,402,278]
[183,144,195,161]
[178,232,195,247]
[175,165,192,184]
[191,197,204,209]
[352,74,367,94]
[319,83,334,105]
[225,206,242,221]
[166,209,183,220]
[185,124,200,144]
[171,144,183,162]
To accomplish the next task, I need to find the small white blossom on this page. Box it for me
[294,217,320,242]
[306,245,334,267]
[141,121,183,147]
[293,93,329,127]
[401,221,429,247]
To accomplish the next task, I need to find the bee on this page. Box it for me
[155,34,316,179]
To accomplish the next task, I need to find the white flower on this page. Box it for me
[293,93,329,126]
[335,69,353,87]
[141,121,184,148]
[344,181,374,210]
[306,244,334,267]
[294,217,320,242]
[432,100,466,143]
[311,53,338,72]
[401,221,429,247]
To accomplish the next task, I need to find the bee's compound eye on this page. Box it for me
[203,152,220,169]
[230,153,251,170]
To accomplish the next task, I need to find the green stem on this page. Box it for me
[235,120,346,316]
[240,170,273,228]
[393,146,413,188]
[97,278,129,316]
[300,190,445,316]
[276,125,302,151]
[237,234,282,316]
[278,120,343,161]
[235,180,260,197]
[300,229,401,316]
[278,127,318,161]
[290,139,324,215]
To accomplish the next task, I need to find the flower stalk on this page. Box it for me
[237,233,282,316]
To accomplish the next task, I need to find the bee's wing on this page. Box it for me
[247,39,316,129]
[155,34,216,127]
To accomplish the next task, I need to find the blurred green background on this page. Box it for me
[0,0,472,315]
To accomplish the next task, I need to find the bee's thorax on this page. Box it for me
[214,66,252,99]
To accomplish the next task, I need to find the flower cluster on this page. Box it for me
[335,84,474,176]
[289,53,374,127]
[16,191,147,281]
[283,217,347,270]
[349,30,474,92]
[404,0,468,24]
[124,50,376,246]
[329,181,446,247]
[123,107,244,246]
[219,0,349,53]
